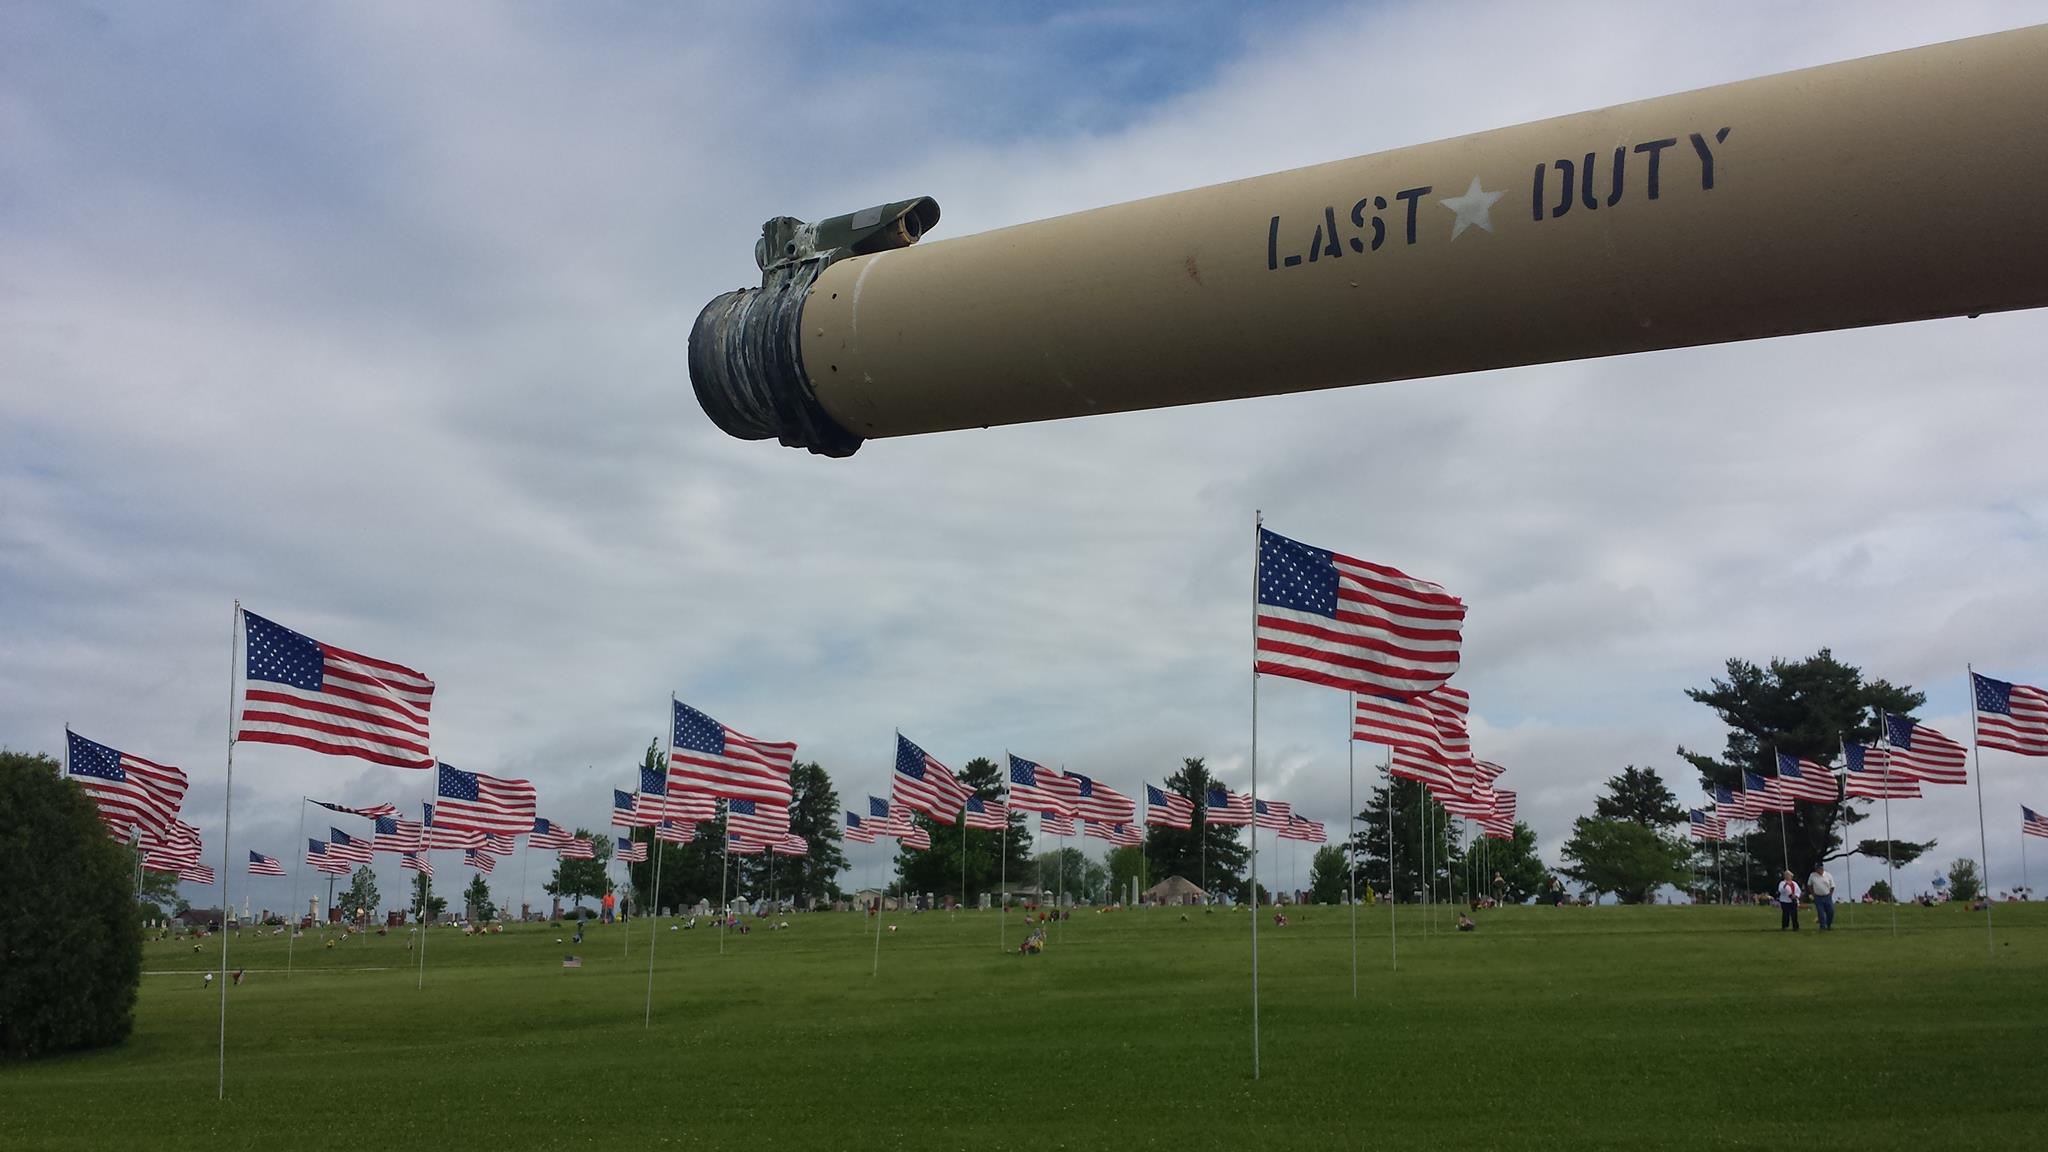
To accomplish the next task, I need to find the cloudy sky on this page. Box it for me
[6,1,2046,914]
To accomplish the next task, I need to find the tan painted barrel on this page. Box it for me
[796,26,2048,442]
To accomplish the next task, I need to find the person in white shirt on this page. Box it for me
[1777,871,1802,931]
[1807,865,1837,931]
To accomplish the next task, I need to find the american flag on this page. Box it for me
[313,799,401,821]
[1353,687,1474,788]
[893,734,968,823]
[248,851,286,876]
[558,837,595,860]
[1391,745,1462,797]
[1281,815,1327,843]
[1253,799,1293,831]
[845,811,877,843]
[464,849,494,873]
[327,828,372,865]
[1744,771,1795,813]
[1065,772,1135,823]
[478,833,517,856]
[140,819,203,869]
[307,839,350,875]
[668,700,796,804]
[896,821,932,850]
[771,833,808,857]
[1007,755,1076,816]
[1439,789,1494,819]
[1974,673,2048,757]
[402,853,432,876]
[421,803,484,850]
[374,816,425,853]
[727,837,768,855]
[1712,783,1756,821]
[64,730,187,836]
[1843,743,1920,799]
[964,796,1009,831]
[529,817,574,850]
[177,863,215,884]
[1254,527,1465,698]
[1480,790,1517,839]
[616,836,648,862]
[633,767,672,824]
[1773,753,1841,803]
[237,610,434,769]
[1085,821,1142,847]
[2025,806,2048,840]
[1689,809,1727,841]
[654,765,718,825]
[612,789,651,829]
[1880,714,1968,785]
[432,763,537,835]
[1144,784,1194,829]
[654,819,694,844]
[1204,787,1254,825]
[869,796,893,823]
[728,798,791,841]
[1041,811,1076,837]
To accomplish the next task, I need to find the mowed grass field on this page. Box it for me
[4,902,2045,1150]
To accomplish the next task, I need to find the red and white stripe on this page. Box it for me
[654,820,695,845]
[557,837,595,860]
[1975,674,2048,757]
[464,849,494,874]
[728,801,791,841]
[1204,789,1253,826]
[1883,718,1969,785]
[1480,791,1516,839]
[1040,812,1076,837]
[1144,788,1194,829]
[1084,821,1142,847]
[1280,815,1326,843]
[964,798,1010,831]
[1253,799,1293,832]
[1064,772,1136,823]
[177,863,215,884]
[668,701,797,804]
[401,853,433,877]
[771,833,808,857]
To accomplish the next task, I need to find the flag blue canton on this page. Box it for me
[617,836,631,851]
[1069,772,1095,798]
[1744,771,1770,791]
[331,828,355,845]
[896,735,932,780]
[869,796,890,818]
[1689,809,1707,822]
[1257,528,1339,618]
[1009,756,1043,786]
[1714,785,1735,804]
[613,790,634,811]
[1208,787,1229,807]
[1844,744,1871,772]
[671,701,728,755]
[1974,673,2014,715]
[437,762,480,801]
[533,817,551,834]
[422,802,434,825]
[307,839,326,855]
[846,812,865,829]
[243,610,324,689]
[639,766,666,794]
[1146,784,1169,805]
[66,731,124,781]
[1883,714,1917,747]
[730,799,756,816]
[376,816,398,835]
[966,796,990,815]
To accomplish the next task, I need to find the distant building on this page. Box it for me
[1141,876,1207,906]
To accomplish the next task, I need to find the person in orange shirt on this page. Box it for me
[602,890,617,925]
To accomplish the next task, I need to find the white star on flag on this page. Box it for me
[1440,177,1505,240]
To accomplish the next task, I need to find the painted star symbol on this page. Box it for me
[1439,177,1505,240]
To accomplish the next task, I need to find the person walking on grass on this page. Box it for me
[1807,862,1836,932]
[1777,870,1802,931]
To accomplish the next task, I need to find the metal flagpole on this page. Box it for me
[1968,666,1994,955]
[1248,509,1262,1080]
[999,794,1009,953]
[287,796,305,977]
[871,846,885,977]
[622,851,630,960]
[1347,696,1357,999]
[1772,746,1790,877]
[1387,753,1397,971]
[644,833,664,1025]
[216,602,240,1101]
[1882,717,1897,936]
[718,805,731,955]
[959,804,968,915]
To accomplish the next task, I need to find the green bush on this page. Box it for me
[0,749,144,1060]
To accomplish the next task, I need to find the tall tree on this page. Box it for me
[336,866,380,924]
[1140,758,1247,900]
[410,871,447,922]
[1308,844,1350,904]
[1594,766,1685,827]
[462,873,496,922]
[1351,775,1454,903]
[545,828,613,912]
[1033,847,1108,903]
[1106,844,1146,902]
[1679,649,1923,882]
[740,760,851,907]
[137,869,187,920]
[1560,816,1692,903]
[1457,823,1552,904]
[891,757,1033,905]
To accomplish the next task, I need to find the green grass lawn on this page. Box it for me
[3,901,2044,1150]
